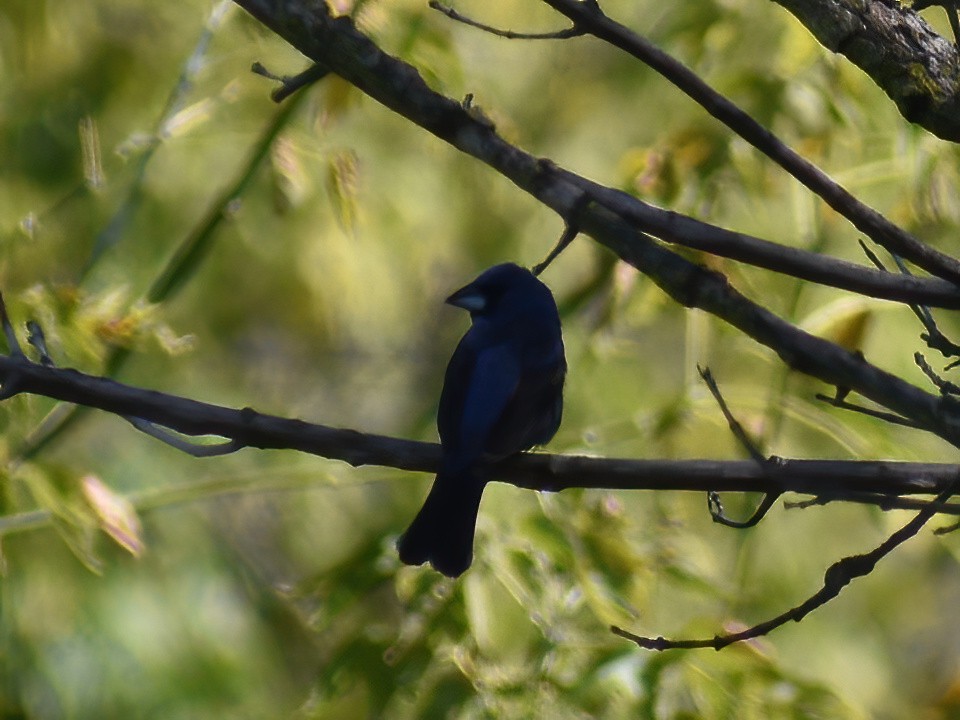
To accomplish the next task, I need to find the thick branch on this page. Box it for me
[773,0,960,142]
[0,354,958,497]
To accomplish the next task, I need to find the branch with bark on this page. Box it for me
[4,344,960,500]
[773,0,960,141]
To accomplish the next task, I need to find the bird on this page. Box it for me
[397,263,566,577]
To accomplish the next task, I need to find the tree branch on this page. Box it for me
[419,0,960,300]
[773,0,960,141]
[0,353,958,498]
[538,0,960,283]
[576,189,960,309]
[613,473,960,650]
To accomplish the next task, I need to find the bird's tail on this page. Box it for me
[397,471,485,578]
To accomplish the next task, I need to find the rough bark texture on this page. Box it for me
[774,0,960,141]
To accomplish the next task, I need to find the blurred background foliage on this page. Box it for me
[1,0,960,717]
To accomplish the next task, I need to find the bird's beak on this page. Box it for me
[445,284,486,312]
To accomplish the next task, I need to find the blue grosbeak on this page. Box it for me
[397,263,566,577]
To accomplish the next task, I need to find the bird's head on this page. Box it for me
[445,263,550,319]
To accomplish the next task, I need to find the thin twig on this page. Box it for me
[533,200,586,275]
[698,366,764,462]
[698,366,782,528]
[859,239,960,359]
[814,393,924,429]
[613,475,960,650]
[25,321,54,366]
[915,353,960,396]
[858,238,887,273]
[428,1,583,40]
[125,417,245,457]
[863,240,942,347]
[251,61,331,102]
[889,254,960,358]
[785,491,960,514]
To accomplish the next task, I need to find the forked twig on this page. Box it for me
[428,1,584,40]
[815,393,924,429]
[251,61,331,102]
[860,238,960,360]
[699,366,782,528]
[614,475,960,650]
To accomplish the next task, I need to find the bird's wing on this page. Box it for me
[441,341,521,473]
[486,357,565,455]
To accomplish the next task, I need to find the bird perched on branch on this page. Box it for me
[397,263,566,577]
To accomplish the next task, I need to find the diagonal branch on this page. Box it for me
[572,187,960,309]
[423,1,960,298]
[538,0,960,283]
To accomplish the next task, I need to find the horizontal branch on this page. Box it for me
[0,354,957,498]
